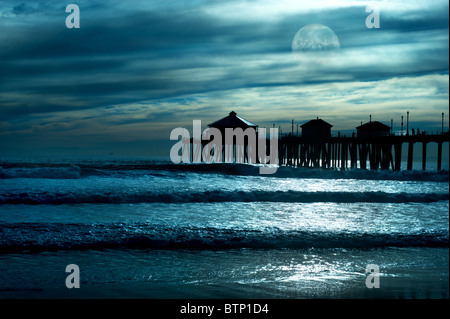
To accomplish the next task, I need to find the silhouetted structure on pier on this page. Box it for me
[278,133,449,171]
[208,111,257,132]
[206,111,260,164]
[356,121,390,137]
[187,112,449,171]
[301,118,332,139]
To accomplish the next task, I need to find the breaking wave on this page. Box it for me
[0,164,82,179]
[0,162,448,181]
[0,190,447,205]
[0,223,447,253]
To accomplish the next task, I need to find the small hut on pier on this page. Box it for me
[207,111,258,164]
[356,121,390,138]
[207,111,257,132]
[300,118,333,139]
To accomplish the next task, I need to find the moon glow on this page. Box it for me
[291,24,340,53]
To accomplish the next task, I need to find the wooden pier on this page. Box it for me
[278,133,449,171]
[181,112,449,171]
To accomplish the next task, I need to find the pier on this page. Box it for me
[277,133,449,171]
[181,112,449,171]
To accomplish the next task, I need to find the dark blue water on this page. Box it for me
[0,157,448,298]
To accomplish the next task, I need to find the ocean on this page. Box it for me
[0,156,448,300]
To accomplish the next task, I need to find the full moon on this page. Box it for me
[291,24,340,52]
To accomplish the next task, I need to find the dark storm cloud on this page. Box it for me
[0,0,448,155]
[0,4,288,120]
[11,2,50,15]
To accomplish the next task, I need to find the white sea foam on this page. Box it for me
[0,162,448,181]
[0,222,447,253]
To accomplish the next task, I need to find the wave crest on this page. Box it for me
[1,162,448,181]
[0,190,447,205]
[0,223,447,253]
[0,165,82,179]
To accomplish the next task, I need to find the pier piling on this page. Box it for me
[188,131,448,171]
[275,133,448,171]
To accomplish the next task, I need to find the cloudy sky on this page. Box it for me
[0,0,448,157]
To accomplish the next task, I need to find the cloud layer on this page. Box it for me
[0,0,448,156]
